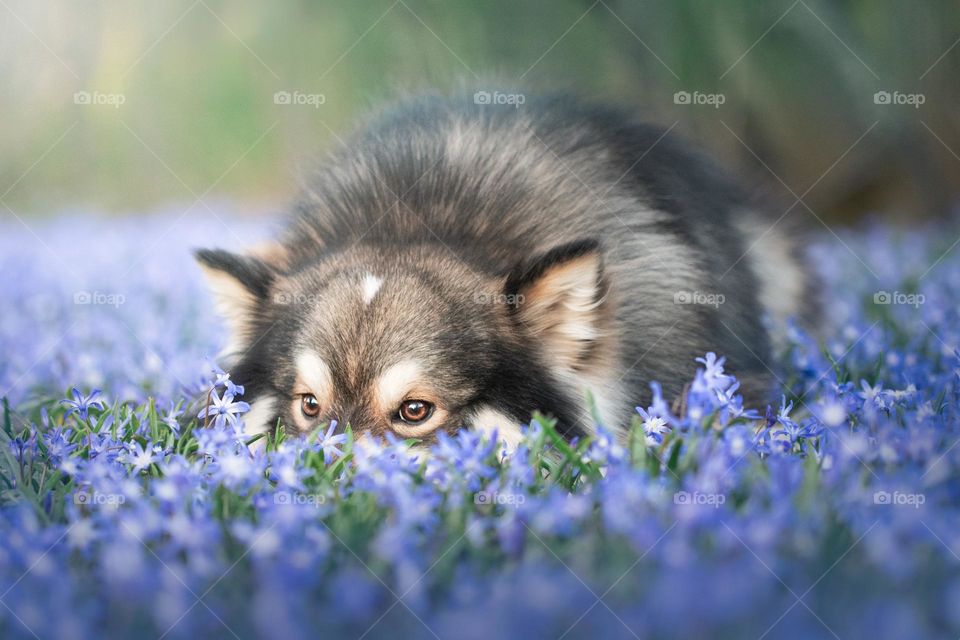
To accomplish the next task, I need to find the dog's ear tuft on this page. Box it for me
[504,239,607,372]
[194,248,277,354]
[195,249,276,300]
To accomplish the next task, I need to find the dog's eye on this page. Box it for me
[300,394,321,418]
[397,400,433,424]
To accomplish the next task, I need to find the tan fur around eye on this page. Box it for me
[390,414,447,439]
[289,351,333,431]
[373,360,423,415]
[373,359,447,437]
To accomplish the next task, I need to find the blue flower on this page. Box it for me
[123,440,159,474]
[858,379,891,411]
[636,381,679,445]
[212,448,262,491]
[636,405,671,446]
[695,352,735,392]
[197,387,251,429]
[60,387,105,420]
[42,427,77,465]
[268,445,314,490]
[316,420,348,465]
[9,428,38,463]
[817,396,848,428]
[158,402,183,434]
[583,427,626,464]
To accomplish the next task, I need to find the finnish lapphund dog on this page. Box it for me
[196,92,813,448]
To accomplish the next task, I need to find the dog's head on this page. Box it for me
[195,239,612,444]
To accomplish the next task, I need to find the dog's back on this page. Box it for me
[281,94,809,412]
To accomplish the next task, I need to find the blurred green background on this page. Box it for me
[1,0,958,222]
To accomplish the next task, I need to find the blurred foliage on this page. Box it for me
[1,0,958,221]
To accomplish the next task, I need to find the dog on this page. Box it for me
[195,92,813,448]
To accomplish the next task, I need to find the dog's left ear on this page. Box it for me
[194,247,280,356]
[503,239,608,372]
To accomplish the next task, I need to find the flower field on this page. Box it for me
[1,211,959,639]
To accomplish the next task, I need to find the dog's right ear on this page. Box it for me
[194,248,278,355]
[503,239,608,374]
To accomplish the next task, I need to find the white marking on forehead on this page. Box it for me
[295,351,331,394]
[361,273,383,306]
[376,360,422,409]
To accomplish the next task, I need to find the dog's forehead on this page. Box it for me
[316,268,448,328]
[271,247,503,387]
[278,270,455,374]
